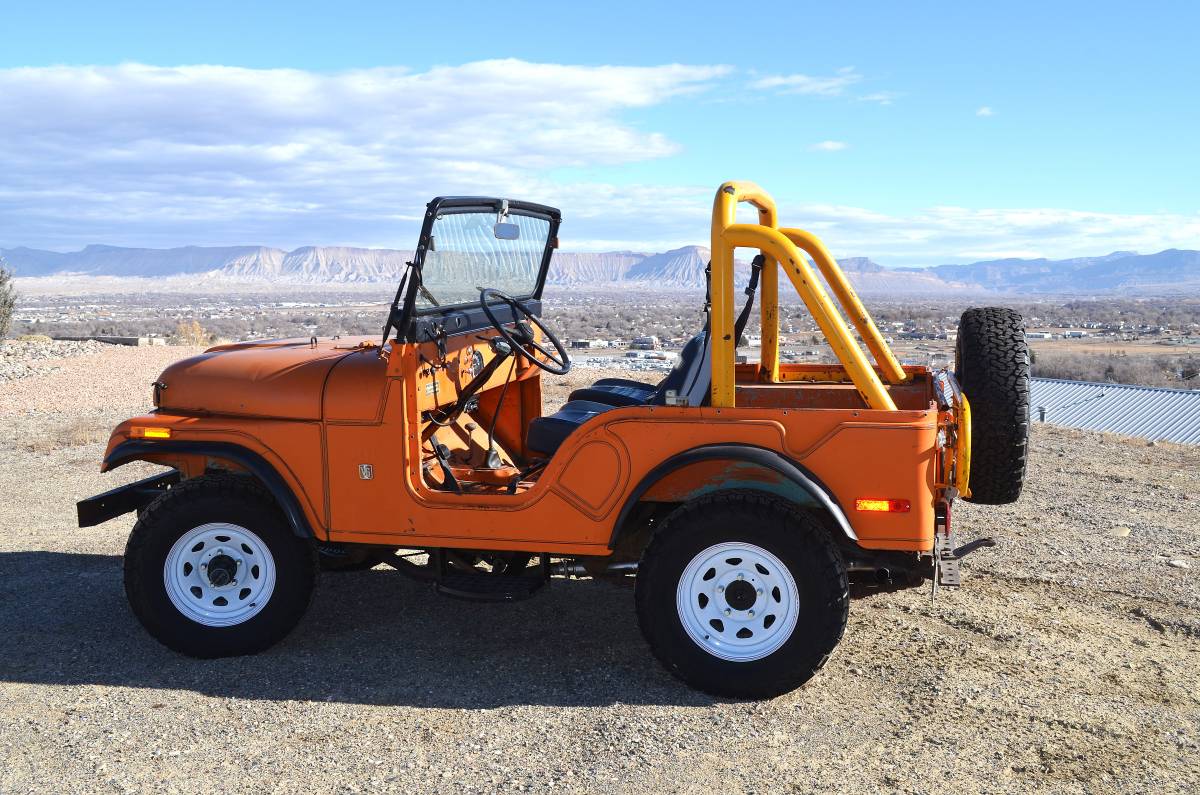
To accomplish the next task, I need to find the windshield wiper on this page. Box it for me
[418,283,440,307]
[380,260,414,351]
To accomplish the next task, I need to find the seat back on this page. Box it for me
[648,254,758,407]
[651,329,711,406]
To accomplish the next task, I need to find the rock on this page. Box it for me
[1109,527,1132,538]
[1168,559,1191,569]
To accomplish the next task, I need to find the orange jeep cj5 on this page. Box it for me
[79,182,1029,698]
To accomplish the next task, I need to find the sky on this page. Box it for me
[1,0,1198,266]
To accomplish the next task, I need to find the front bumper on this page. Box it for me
[77,470,181,528]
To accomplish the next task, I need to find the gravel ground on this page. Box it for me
[1,341,1198,794]
[0,339,114,383]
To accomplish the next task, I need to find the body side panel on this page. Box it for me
[107,345,938,554]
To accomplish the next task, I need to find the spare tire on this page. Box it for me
[955,307,1030,504]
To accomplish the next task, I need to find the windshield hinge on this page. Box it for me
[433,324,448,361]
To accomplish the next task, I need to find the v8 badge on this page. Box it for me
[358,464,374,480]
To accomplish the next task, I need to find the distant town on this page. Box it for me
[9,285,1199,390]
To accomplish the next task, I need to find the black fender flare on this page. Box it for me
[104,440,316,539]
[610,443,857,546]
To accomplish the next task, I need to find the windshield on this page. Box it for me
[417,210,551,309]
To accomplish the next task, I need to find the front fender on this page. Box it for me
[103,440,316,538]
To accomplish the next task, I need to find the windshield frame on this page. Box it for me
[390,196,561,342]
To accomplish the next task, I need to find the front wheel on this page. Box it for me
[124,474,318,658]
[635,491,849,699]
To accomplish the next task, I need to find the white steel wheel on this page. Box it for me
[675,541,800,662]
[163,522,276,627]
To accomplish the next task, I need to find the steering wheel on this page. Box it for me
[480,288,571,375]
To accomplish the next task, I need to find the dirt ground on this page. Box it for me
[1,341,1197,794]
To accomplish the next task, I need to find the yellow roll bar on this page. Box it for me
[709,181,903,411]
[780,227,905,384]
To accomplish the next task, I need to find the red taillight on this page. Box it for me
[855,498,911,513]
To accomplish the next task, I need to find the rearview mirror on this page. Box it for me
[494,222,520,240]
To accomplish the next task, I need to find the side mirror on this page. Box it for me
[494,222,520,240]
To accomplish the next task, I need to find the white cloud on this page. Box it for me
[773,202,1200,266]
[533,198,1200,264]
[809,141,848,152]
[976,106,995,117]
[0,61,1195,266]
[858,92,899,105]
[0,60,729,249]
[750,66,862,96]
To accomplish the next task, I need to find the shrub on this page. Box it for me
[1032,351,1200,389]
[0,263,16,338]
[170,320,212,346]
[24,418,111,453]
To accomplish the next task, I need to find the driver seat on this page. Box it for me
[525,330,712,455]
[525,254,763,457]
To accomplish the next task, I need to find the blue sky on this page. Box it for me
[1,1,1197,265]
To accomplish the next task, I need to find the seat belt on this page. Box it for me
[666,256,763,408]
[733,254,765,346]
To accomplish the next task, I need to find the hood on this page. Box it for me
[155,337,372,420]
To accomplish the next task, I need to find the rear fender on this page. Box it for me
[611,444,857,546]
[102,440,317,539]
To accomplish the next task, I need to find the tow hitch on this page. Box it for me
[953,537,998,559]
[932,501,997,595]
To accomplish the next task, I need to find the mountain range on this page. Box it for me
[3,243,1199,295]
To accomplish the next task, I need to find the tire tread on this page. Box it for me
[957,307,1030,505]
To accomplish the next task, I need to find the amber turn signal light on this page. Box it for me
[131,426,172,439]
[855,498,910,513]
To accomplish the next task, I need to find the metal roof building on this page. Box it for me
[1030,378,1200,445]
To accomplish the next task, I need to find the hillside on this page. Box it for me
[923,249,1200,293]
[4,243,1200,295]
[546,251,647,284]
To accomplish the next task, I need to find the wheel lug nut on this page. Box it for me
[717,585,724,593]
[200,563,207,570]
[749,610,755,618]
[756,588,763,596]
[724,608,731,616]
[231,580,237,586]
[737,573,744,580]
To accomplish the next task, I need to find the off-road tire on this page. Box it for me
[124,474,318,657]
[956,307,1030,505]
[635,491,849,699]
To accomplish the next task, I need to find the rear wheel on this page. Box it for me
[956,307,1030,504]
[635,491,848,699]
[124,474,318,657]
